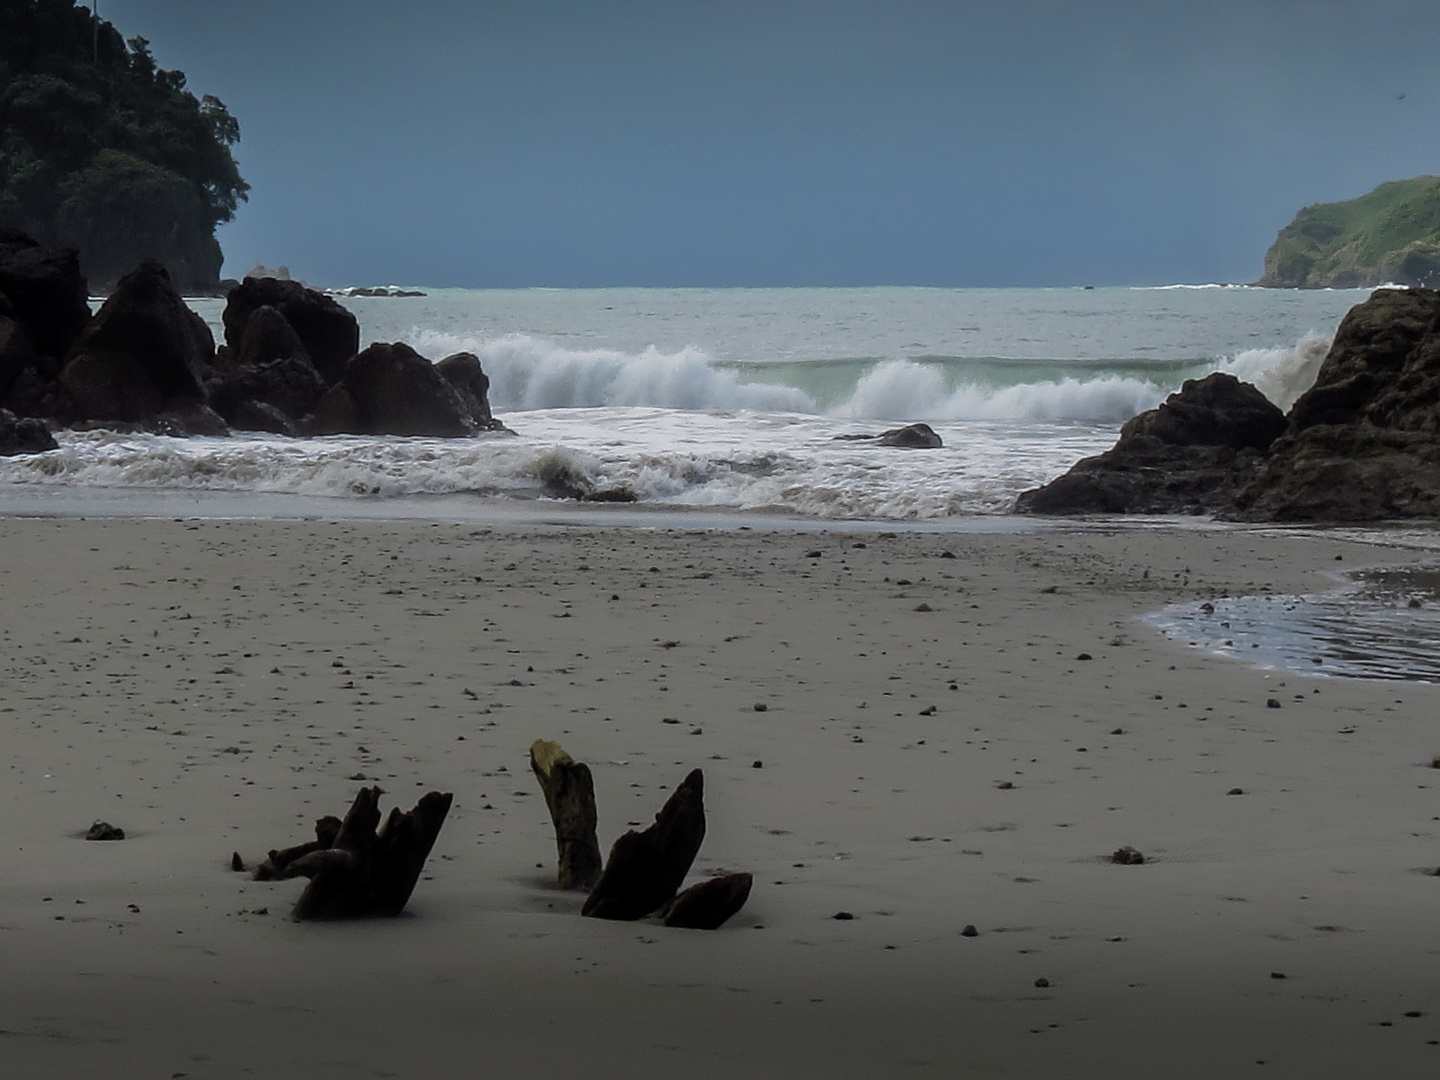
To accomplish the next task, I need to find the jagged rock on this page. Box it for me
[582,769,706,921]
[0,408,57,455]
[529,739,602,891]
[222,277,359,384]
[436,351,508,432]
[1110,846,1146,865]
[85,821,125,841]
[661,872,753,929]
[0,315,37,400]
[210,355,327,430]
[234,304,311,370]
[0,230,91,372]
[303,384,362,436]
[337,342,479,437]
[1235,288,1440,521]
[216,398,298,436]
[59,260,216,426]
[1016,373,1285,515]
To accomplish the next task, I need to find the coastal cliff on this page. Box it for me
[1256,177,1440,289]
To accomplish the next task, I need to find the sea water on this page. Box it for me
[0,285,1369,521]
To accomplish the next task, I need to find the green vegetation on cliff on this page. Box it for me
[0,0,247,291]
[1258,176,1440,289]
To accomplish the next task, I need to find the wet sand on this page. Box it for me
[1,515,1438,1078]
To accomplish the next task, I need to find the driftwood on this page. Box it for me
[254,788,452,919]
[529,739,602,890]
[661,873,753,929]
[582,768,705,921]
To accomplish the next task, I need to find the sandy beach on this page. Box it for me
[2,513,1438,1078]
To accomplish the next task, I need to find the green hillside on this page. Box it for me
[1257,177,1440,289]
[0,0,247,291]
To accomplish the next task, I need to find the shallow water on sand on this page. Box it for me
[1146,564,1440,683]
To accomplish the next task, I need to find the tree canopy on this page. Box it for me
[0,0,248,290]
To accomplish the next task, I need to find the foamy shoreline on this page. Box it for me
[2,515,1438,1078]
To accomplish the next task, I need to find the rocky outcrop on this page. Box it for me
[222,277,359,384]
[0,230,91,382]
[1015,373,1286,515]
[436,351,507,431]
[1021,288,1440,522]
[309,342,485,438]
[58,260,224,433]
[1233,288,1440,521]
[0,407,57,455]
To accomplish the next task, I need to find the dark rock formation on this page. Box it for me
[0,407,57,455]
[1015,373,1285,515]
[331,342,480,437]
[661,872,753,929]
[582,769,706,921]
[222,277,359,384]
[0,231,91,372]
[834,422,944,448]
[1234,288,1440,520]
[0,315,37,401]
[59,260,220,430]
[436,351,507,431]
[233,304,310,371]
[209,355,327,433]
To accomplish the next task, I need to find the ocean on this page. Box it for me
[0,284,1372,523]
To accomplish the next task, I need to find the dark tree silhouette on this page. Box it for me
[0,0,248,290]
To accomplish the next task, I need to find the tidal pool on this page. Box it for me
[1145,565,1440,683]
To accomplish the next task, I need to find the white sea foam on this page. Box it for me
[1219,330,1331,411]
[410,330,814,413]
[838,360,1164,422]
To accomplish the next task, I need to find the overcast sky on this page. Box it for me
[104,0,1439,287]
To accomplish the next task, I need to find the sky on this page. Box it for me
[102,0,1440,288]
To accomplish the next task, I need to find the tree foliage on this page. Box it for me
[0,0,248,289]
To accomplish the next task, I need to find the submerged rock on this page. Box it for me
[835,422,944,448]
[0,407,57,455]
[1016,373,1285,515]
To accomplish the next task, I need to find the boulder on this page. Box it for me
[876,422,943,448]
[834,422,944,448]
[303,384,362,436]
[0,230,91,371]
[210,355,328,431]
[222,277,359,384]
[1016,373,1285,515]
[436,351,507,431]
[336,342,478,437]
[0,407,58,455]
[59,260,218,427]
[1234,288,1440,521]
[0,315,37,401]
[234,304,312,370]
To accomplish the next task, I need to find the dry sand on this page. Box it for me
[1,514,1438,1079]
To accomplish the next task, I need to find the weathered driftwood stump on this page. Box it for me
[661,872,753,929]
[582,768,705,920]
[529,738,602,890]
[254,787,452,920]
